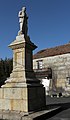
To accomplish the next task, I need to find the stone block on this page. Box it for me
[11,99,28,112]
[4,88,27,100]
[0,98,28,112]
[0,88,4,99]
[0,99,11,110]
[0,88,28,112]
[28,87,46,111]
[3,112,21,120]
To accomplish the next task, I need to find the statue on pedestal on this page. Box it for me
[0,6,46,114]
[18,7,28,36]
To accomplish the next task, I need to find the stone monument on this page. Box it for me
[0,7,46,114]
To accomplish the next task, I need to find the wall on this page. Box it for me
[33,53,70,95]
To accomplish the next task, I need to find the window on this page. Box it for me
[37,60,43,69]
[66,77,70,84]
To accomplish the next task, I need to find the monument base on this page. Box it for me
[0,86,46,113]
[0,33,46,113]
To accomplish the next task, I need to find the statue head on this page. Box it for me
[22,7,26,13]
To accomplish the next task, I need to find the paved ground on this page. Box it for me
[46,96,70,120]
[48,108,70,120]
[46,96,70,105]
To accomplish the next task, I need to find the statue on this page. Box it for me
[18,7,28,36]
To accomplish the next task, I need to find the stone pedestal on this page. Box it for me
[0,35,46,113]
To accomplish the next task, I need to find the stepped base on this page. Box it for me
[0,106,61,120]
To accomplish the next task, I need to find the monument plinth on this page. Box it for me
[0,7,46,113]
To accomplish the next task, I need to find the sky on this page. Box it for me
[0,0,70,59]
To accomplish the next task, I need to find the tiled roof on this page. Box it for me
[33,43,70,59]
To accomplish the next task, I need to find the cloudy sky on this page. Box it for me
[0,0,70,59]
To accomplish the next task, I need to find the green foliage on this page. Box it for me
[0,58,13,87]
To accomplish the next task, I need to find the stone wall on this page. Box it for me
[33,53,70,95]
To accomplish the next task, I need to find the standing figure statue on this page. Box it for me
[18,7,28,36]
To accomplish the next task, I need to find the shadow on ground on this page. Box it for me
[44,102,70,120]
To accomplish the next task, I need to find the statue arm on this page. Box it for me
[18,11,24,17]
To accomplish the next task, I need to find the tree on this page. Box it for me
[0,58,13,87]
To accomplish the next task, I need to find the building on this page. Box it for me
[33,43,70,96]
